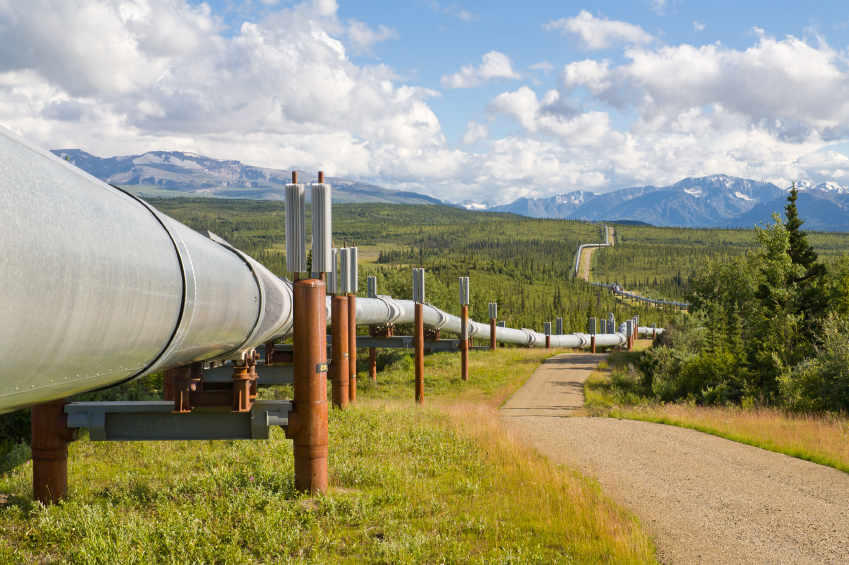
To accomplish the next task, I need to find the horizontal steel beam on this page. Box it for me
[65,400,290,441]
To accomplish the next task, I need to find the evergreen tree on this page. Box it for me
[784,183,828,346]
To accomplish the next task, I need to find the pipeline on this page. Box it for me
[0,126,653,415]
[573,222,689,309]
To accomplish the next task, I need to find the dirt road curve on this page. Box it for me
[578,226,613,282]
[502,353,849,565]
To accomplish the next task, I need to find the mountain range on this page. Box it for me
[464,175,849,230]
[51,149,446,205]
[53,149,849,230]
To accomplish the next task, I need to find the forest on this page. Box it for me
[635,187,849,411]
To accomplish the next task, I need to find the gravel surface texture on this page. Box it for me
[501,353,849,565]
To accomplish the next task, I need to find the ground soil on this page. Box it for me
[501,353,849,565]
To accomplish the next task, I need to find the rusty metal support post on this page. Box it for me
[348,294,357,404]
[331,295,349,409]
[460,304,469,382]
[415,302,424,403]
[591,334,596,354]
[545,335,551,349]
[368,347,377,380]
[489,318,497,351]
[232,364,251,412]
[291,278,328,494]
[32,398,77,504]
[173,366,191,413]
[163,369,175,401]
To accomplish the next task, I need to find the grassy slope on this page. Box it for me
[0,349,658,564]
[584,350,849,476]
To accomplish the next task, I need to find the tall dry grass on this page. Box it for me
[619,404,849,473]
[441,401,658,565]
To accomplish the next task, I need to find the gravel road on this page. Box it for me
[501,353,849,565]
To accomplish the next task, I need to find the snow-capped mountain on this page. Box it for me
[51,149,446,205]
[457,200,497,210]
[794,180,848,194]
[485,190,598,218]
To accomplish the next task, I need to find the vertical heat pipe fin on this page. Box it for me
[311,183,332,273]
[285,183,307,273]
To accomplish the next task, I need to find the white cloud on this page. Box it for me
[693,21,706,32]
[462,121,489,145]
[530,61,555,74]
[2,1,849,205]
[560,33,849,141]
[650,0,667,16]
[544,11,655,50]
[440,51,522,89]
[346,21,398,55]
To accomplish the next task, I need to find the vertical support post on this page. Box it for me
[544,321,551,349]
[32,398,76,504]
[291,278,328,494]
[591,335,596,354]
[173,366,191,413]
[232,363,251,412]
[460,304,469,382]
[163,368,175,401]
[348,294,357,404]
[545,335,551,349]
[652,322,656,340]
[490,318,497,351]
[415,302,424,403]
[331,295,349,409]
[369,346,377,381]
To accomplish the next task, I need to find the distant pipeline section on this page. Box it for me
[0,126,660,414]
[574,222,689,309]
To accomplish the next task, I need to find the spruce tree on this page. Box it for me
[784,183,828,347]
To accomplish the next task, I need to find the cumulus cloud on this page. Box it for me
[560,32,849,141]
[544,11,655,50]
[462,121,489,145]
[346,21,398,55]
[440,51,522,88]
[2,1,849,204]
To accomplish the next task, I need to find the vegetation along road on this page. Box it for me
[502,351,849,565]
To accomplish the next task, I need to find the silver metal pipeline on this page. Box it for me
[591,281,690,309]
[0,126,638,414]
[0,126,293,414]
[573,222,611,275]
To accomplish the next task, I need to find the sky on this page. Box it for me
[2,0,849,204]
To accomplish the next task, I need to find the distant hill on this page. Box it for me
[51,149,447,205]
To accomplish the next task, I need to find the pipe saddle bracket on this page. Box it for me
[65,400,291,442]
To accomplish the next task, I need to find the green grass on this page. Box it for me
[0,349,658,564]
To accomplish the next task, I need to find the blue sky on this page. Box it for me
[2,0,849,202]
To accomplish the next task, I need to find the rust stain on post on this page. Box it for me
[331,295,349,409]
[489,318,497,351]
[591,334,596,354]
[292,278,328,494]
[415,302,424,403]
[348,294,357,404]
